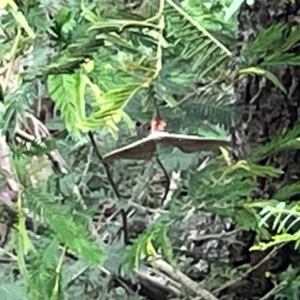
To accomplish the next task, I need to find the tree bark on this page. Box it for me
[228,1,300,299]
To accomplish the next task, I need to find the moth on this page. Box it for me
[103,118,231,163]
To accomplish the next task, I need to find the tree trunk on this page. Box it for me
[228,1,300,299]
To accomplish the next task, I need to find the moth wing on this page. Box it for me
[103,137,156,163]
[157,134,231,153]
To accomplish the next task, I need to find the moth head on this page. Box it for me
[151,117,167,133]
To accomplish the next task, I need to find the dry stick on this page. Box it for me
[137,267,182,297]
[155,257,219,300]
[61,239,200,298]
[88,131,128,244]
[15,128,68,174]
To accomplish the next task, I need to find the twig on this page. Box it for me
[66,266,90,289]
[191,229,241,243]
[15,125,68,174]
[156,157,170,205]
[258,281,286,300]
[88,131,128,244]
[163,170,181,208]
[137,266,182,297]
[155,257,219,300]
[213,244,284,294]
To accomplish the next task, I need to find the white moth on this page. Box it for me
[103,131,231,163]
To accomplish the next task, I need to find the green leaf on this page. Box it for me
[158,147,198,172]
[224,0,244,21]
[0,283,28,300]
[47,72,86,137]
[24,187,105,265]
[238,67,287,94]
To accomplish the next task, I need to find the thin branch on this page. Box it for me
[258,281,286,300]
[88,131,128,244]
[66,266,90,289]
[156,157,170,205]
[88,131,120,198]
[213,244,284,294]
[155,257,219,300]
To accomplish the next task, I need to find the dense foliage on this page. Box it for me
[1,0,300,299]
